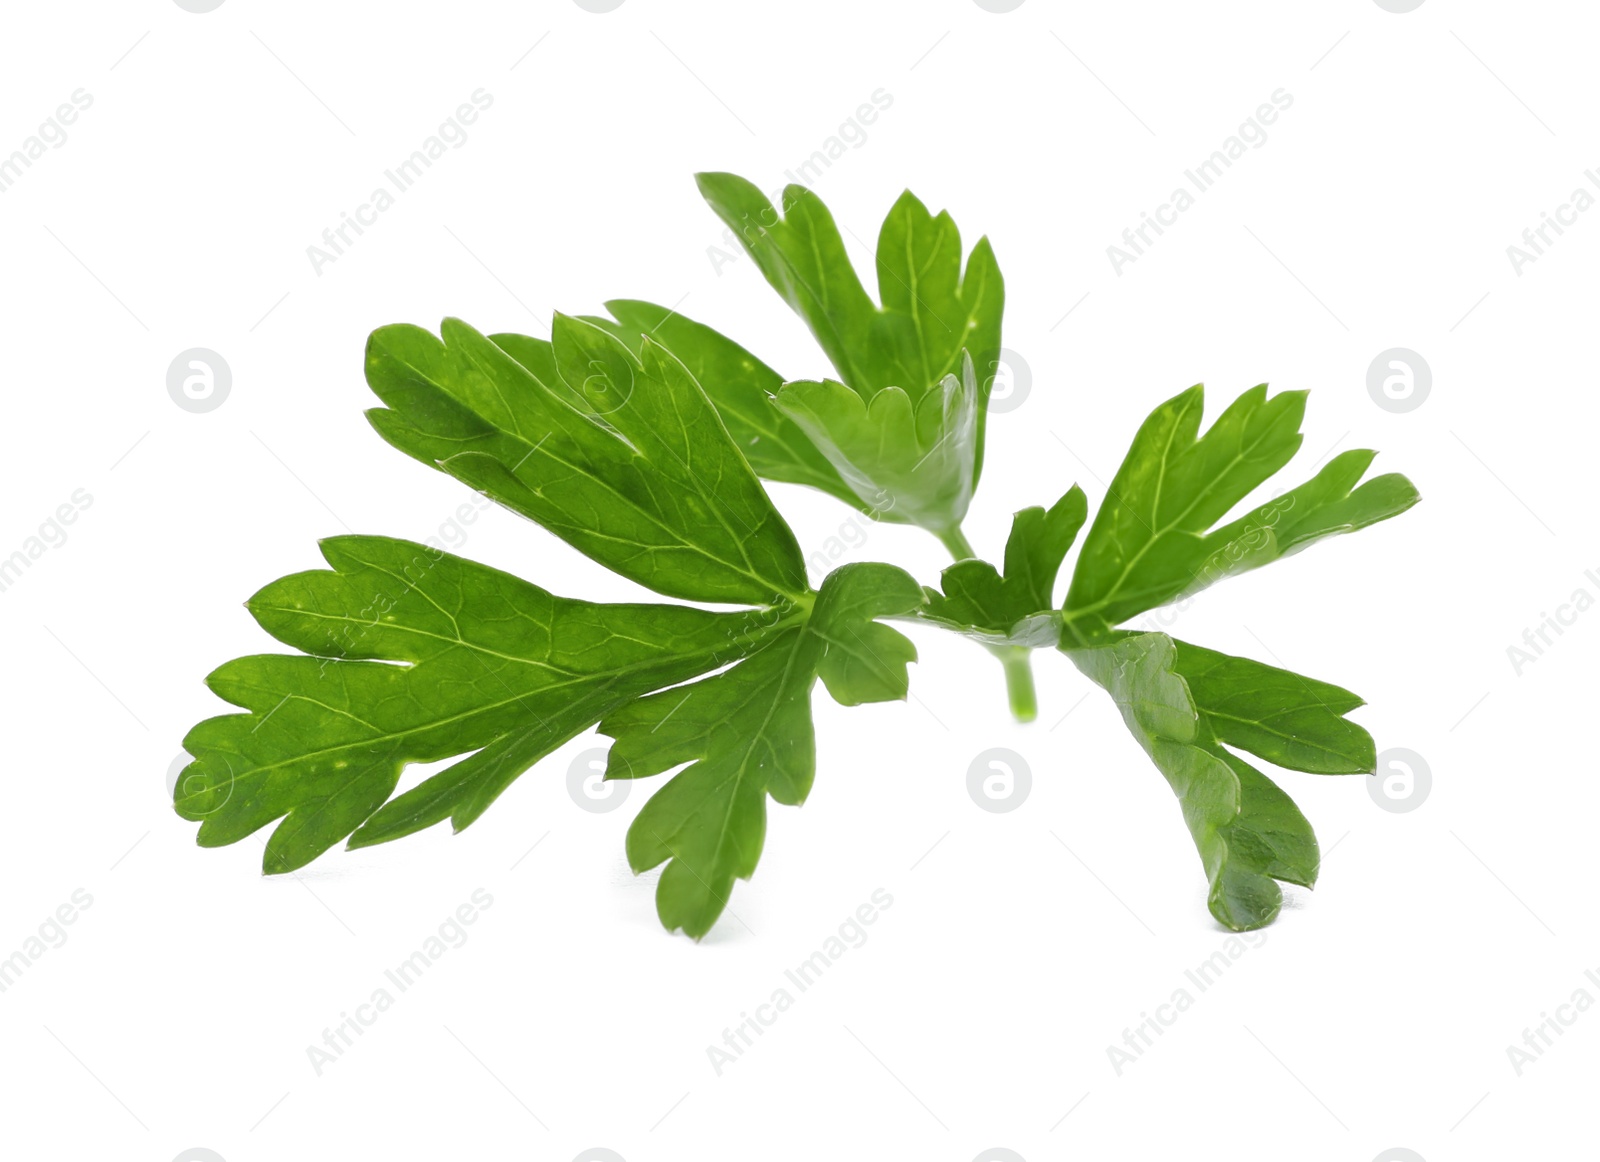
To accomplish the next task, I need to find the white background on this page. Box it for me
[1,1,1595,1159]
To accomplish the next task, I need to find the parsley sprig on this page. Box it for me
[176,175,1418,937]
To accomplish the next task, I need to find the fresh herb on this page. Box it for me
[176,175,1419,938]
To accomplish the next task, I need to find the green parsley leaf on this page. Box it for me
[1063,384,1420,641]
[910,382,1409,925]
[697,175,1003,403]
[875,189,1005,428]
[809,561,925,706]
[364,314,807,605]
[1067,632,1324,930]
[696,173,1004,496]
[604,629,817,938]
[775,354,980,535]
[923,485,1088,646]
[176,536,782,874]
[1171,639,1375,775]
[602,561,922,938]
[692,173,1033,702]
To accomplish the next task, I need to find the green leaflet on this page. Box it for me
[1003,486,1092,614]
[173,534,918,938]
[602,562,922,939]
[1063,385,1420,640]
[1067,632,1323,931]
[175,537,783,873]
[809,561,926,706]
[775,355,980,536]
[605,630,817,939]
[697,174,876,392]
[923,485,1088,646]
[364,313,807,605]
[876,189,1004,402]
[696,173,1004,491]
[1172,639,1375,775]
[584,299,868,515]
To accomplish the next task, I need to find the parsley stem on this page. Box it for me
[937,524,1039,723]
[996,646,1038,722]
[937,526,977,559]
